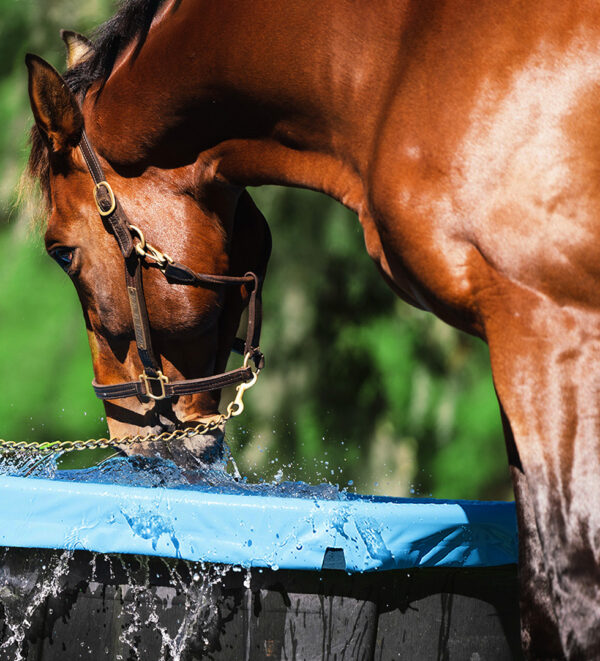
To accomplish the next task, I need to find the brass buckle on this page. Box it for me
[139,370,169,400]
[94,181,117,216]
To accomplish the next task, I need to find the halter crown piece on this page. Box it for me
[79,130,265,403]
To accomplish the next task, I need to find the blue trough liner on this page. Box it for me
[0,474,517,572]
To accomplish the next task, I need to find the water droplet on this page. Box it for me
[296,543,303,551]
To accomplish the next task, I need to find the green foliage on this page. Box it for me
[230,189,511,499]
[0,0,115,467]
[0,0,511,499]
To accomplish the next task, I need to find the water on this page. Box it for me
[0,451,509,659]
[0,548,73,660]
[0,546,236,660]
[0,453,351,659]
[0,452,345,500]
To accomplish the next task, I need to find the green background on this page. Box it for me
[0,0,512,500]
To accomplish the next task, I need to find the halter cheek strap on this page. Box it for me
[78,130,265,402]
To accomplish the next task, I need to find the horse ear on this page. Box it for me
[60,29,93,68]
[214,191,271,377]
[25,53,83,154]
[230,191,272,278]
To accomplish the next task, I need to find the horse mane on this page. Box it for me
[26,0,168,212]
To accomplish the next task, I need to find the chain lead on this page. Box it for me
[0,356,260,456]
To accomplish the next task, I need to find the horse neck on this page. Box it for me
[85,0,410,214]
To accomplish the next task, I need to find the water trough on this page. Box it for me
[0,457,521,660]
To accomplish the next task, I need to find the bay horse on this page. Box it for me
[24,0,600,657]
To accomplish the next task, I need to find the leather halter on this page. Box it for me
[78,130,264,402]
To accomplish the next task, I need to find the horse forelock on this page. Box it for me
[26,0,169,220]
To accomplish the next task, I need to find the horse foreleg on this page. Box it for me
[485,292,600,659]
[501,405,563,659]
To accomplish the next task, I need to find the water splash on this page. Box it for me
[0,548,235,660]
[6,454,346,501]
[0,453,350,658]
[115,558,226,660]
[354,516,395,568]
[121,508,180,554]
[0,449,60,480]
[0,548,73,661]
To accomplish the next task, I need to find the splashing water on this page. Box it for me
[0,452,351,659]
[0,546,241,660]
[0,449,60,480]
[0,452,345,500]
[114,557,228,660]
[0,548,73,661]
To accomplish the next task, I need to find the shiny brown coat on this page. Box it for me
[26,1,600,657]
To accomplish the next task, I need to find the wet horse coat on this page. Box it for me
[25,1,600,657]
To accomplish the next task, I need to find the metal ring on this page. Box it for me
[94,181,117,216]
[226,400,244,417]
[129,225,146,254]
[243,351,261,374]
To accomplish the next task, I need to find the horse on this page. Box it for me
[24,0,600,657]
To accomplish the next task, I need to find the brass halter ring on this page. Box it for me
[93,181,117,216]
[129,225,173,269]
[129,224,147,253]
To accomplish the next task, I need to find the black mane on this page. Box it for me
[27,0,168,208]
[65,0,166,96]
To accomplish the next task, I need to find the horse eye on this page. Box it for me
[49,247,74,272]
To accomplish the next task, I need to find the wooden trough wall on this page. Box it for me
[0,548,521,660]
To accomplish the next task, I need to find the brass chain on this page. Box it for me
[0,355,260,456]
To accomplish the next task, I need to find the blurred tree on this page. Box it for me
[231,188,510,499]
[0,0,112,461]
[0,0,511,499]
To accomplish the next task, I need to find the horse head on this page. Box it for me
[25,39,271,466]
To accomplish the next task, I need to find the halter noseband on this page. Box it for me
[78,130,264,402]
